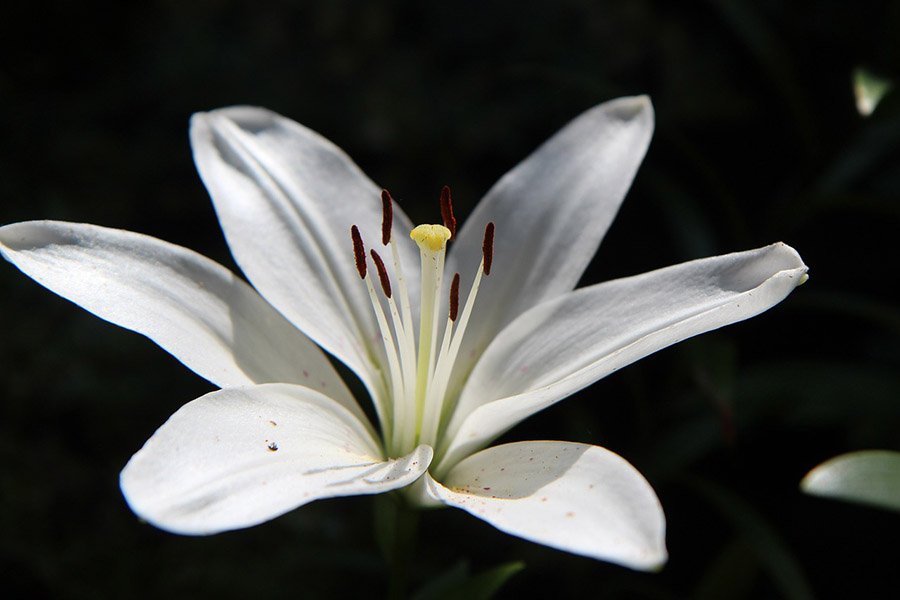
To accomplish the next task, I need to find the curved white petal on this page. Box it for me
[440,243,807,470]
[423,441,666,571]
[121,384,433,535]
[448,96,654,373]
[190,106,419,400]
[0,221,360,415]
[801,450,900,512]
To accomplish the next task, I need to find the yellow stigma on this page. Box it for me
[410,224,452,252]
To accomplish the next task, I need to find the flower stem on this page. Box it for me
[375,494,420,600]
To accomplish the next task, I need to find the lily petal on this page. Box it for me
[190,107,419,399]
[121,383,433,535]
[423,441,666,571]
[0,221,360,416]
[801,450,900,512]
[440,243,807,470]
[449,96,654,370]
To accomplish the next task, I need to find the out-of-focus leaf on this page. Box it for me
[791,291,900,334]
[801,450,900,512]
[816,114,900,194]
[412,561,470,600]
[641,341,739,478]
[687,478,815,600]
[449,561,525,600]
[704,0,814,149]
[737,361,900,433]
[646,173,718,259]
[413,560,524,600]
[853,67,893,117]
[644,414,723,479]
[685,338,738,441]
[691,540,758,600]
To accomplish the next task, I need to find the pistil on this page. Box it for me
[409,224,452,436]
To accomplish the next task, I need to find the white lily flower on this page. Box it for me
[0,96,808,571]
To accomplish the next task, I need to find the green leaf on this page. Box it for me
[691,540,758,600]
[687,478,815,600]
[412,561,470,600]
[801,450,900,512]
[453,561,525,600]
[413,561,525,600]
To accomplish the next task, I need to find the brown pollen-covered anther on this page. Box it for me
[439,185,457,239]
[370,249,392,298]
[350,224,366,278]
[482,222,495,276]
[449,272,460,322]
[380,189,394,245]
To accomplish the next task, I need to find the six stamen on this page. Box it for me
[350,188,494,456]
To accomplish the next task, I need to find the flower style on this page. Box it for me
[0,96,807,571]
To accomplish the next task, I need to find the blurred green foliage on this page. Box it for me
[1,1,898,598]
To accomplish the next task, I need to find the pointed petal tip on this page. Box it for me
[629,93,653,109]
[189,109,210,121]
[189,106,282,139]
[605,94,654,122]
[765,241,809,281]
[628,545,668,572]
[189,107,234,132]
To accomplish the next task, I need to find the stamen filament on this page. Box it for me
[375,264,417,454]
[389,238,418,451]
[432,226,494,438]
[362,272,403,447]
[421,258,486,445]
[389,239,416,354]
[351,225,403,448]
[382,190,418,452]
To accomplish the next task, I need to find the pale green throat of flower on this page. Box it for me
[350,187,494,462]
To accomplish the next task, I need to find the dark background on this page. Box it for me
[2,1,899,598]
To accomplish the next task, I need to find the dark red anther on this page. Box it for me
[449,272,460,321]
[439,185,457,239]
[482,222,495,276]
[351,225,366,278]
[380,189,393,245]
[370,249,392,298]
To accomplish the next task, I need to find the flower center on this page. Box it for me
[350,187,493,457]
